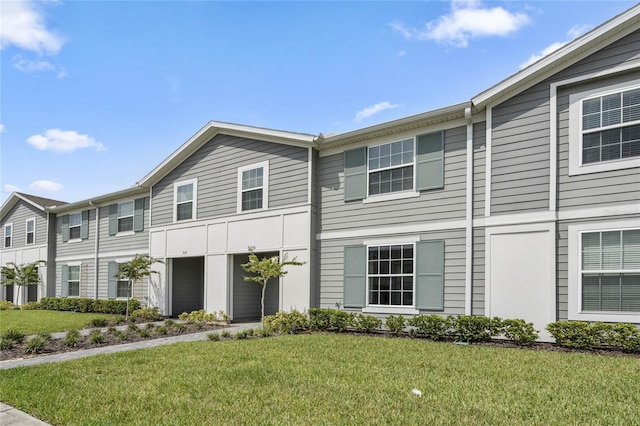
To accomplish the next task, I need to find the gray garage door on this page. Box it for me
[171,257,204,316]
[233,252,279,322]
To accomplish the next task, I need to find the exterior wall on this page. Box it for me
[318,126,467,233]
[473,121,486,219]
[55,209,96,259]
[471,227,485,316]
[97,196,150,254]
[54,260,95,299]
[151,134,309,227]
[0,201,48,249]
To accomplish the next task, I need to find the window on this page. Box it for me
[68,265,80,297]
[69,213,81,240]
[343,131,443,202]
[108,198,144,235]
[117,201,134,232]
[569,79,640,175]
[116,278,129,298]
[4,223,12,248]
[368,244,414,306]
[26,218,35,245]
[174,179,197,222]
[238,162,269,212]
[568,220,640,323]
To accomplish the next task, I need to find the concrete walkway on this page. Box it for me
[0,321,261,426]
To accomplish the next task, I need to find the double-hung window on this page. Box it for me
[238,162,269,212]
[368,244,414,306]
[116,277,129,298]
[569,79,640,175]
[117,201,134,232]
[25,218,35,245]
[4,223,12,248]
[69,213,82,240]
[67,265,80,297]
[174,179,197,222]
[368,140,414,196]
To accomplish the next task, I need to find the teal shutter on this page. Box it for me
[62,215,70,242]
[133,198,144,232]
[415,240,445,310]
[108,261,118,299]
[80,210,89,239]
[344,147,367,201]
[416,131,444,191]
[108,204,118,236]
[61,265,69,297]
[343,245,367,308]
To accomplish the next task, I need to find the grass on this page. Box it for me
[1,334,639,425]
[0,310,118,335]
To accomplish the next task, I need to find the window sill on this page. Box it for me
[115,231,135,237]
[569,156,640,176]
[569,311,640,323]
[362,191,420,204]
[67,238,82,244]
[363,306,419,315]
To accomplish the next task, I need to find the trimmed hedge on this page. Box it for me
[547,321,640,352]
[39,297,141,315]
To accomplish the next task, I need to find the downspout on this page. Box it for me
[464,107,474,316]
[89,201,99,300]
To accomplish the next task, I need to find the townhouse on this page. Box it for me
[2,4,639,332]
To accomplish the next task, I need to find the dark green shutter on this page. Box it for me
[80,210,89,239]
[62,215,70,242]
[108,261,118,299]
[133,198,144,232]
[415,240,445,310]
[416,131,444,191]
[344,147,367,201]
[61,265,69,297]
[108,204,118,236]
[343,245,367,308]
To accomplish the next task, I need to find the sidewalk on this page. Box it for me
[0,321,261,426]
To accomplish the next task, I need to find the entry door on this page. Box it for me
[487,225,555,340]
[171,257,204,316]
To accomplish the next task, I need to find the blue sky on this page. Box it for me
[0,0,636,204]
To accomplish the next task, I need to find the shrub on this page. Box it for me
[264,310,309,334]
[0,300,16,310]
[128,324,140,333]
[88,317,108,327]
[112,316,126,325]
[20,301,41,310]
[407,315,452,341]
[24,336,46,354]
[115,331,129,341]
[145,322,156,331]
[107,326,118,334]
[89,329,105,344]
[501,319,539,345]
[1,328,26,343]
[39,297,141,315]
[164,319,176,328]
[385,315,406,335]
[308,308,353,332]
[221,330,232,338]
[138,329,151,338]
[38,332,52,342]
[131,307,161,321]
[451,316,502,343]
[178,309,230,324]
[352,313,382,333]
[174,323,187,333]
[547,321,640,352]
[0,338,15,350]
[207,333,221,341]
[63,329,81,347]
[155,326,168,335]
[608,323,640,352]
[257,328,272,338]
[234,331,247,340]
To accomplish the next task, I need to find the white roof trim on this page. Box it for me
[1,193,46,219]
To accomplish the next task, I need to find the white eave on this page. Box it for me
[137,121,317,187]
[472,3,640,111]
[318,102,469,150]
[50,186,148,214]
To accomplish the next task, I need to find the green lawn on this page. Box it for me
[0,310,118,335]
[1,334,638,425]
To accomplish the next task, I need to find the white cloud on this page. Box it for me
[12,55,55,72]
[391,0,530,47]
[354,101,400,122]
[0,124,5,133]
[0,0,64,55]
[27,129,106,153]
[520,24,593,69]
[3,184,21,193]
[30,180,63,191]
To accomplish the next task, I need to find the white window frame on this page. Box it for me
[25,217,36,245]
[67,263,81,298]
[364,138,419,203]
[173,178,197,222]
[4,223,12,248]
[568,78,640,175]
[117,200,135,235]
[237,161,269,213]
[68,212,82,242]
[568,219,640,323]
[363,236,420,315]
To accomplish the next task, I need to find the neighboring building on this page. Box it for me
[2,4,638,331]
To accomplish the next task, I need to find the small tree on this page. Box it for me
[0,261,46,304]
[115,254,163,320]
[242,249,304,326]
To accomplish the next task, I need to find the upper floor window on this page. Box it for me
[25,218,35,245]
[62,210,89,242]
[108,198,144,236]
[4,223,12,248]
[343,131,443,202]
[117,201,134,232]
[174,179,197,222]
[238,162,269,212]
[69,213,82,240]
[569,79,640,175]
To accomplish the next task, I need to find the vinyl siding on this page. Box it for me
[318,229,466,315]
[473,121,486,219]
[55,260,95,299]
[97,258,148,301]
[0,201,48,249]
[318,126,467,233]
[55,209,96,258]
[472,227,485,315]
[98,197,150,253]
[151,134,309,226]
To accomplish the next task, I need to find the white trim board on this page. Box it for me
[317,220,466,241]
